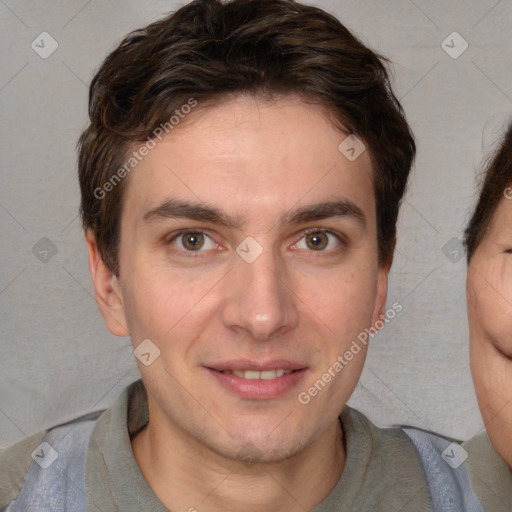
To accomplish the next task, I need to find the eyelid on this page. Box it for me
[301,226,346,241]
[165,227,347,255]
[165,229,218,256]
[291,227,346,252]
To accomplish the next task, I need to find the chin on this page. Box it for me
[210,430,308,464]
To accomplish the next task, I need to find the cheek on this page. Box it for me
[304,267,377,340]
[121,262,215,342]
[489,292,512,347]
[469,265,512,352]
[469,289,512,432]
[471,339,512,401]
[472,349,512,465]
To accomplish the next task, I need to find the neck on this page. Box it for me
[131,406,346,512]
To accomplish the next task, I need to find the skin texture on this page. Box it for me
[86,93,391,512]
[468,195,512,470]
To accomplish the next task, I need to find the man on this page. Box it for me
[0,0,486,510]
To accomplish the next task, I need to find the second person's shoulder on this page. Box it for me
[463,431,512,511]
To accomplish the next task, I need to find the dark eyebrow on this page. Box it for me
[140,197,366,229]
[141,198,244,228]
[284,199,365,227]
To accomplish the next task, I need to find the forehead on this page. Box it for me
[122,93,375,228]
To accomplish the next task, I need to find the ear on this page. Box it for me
[85,228,129,336]
[370,238,395,326]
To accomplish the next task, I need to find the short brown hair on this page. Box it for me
[78,0,415,277]
[464,122,512,262]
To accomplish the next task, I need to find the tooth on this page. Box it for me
[244,370,261,380]
[228,369,294,379]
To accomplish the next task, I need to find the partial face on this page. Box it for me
[100,94,389,463]
[468,194,512,467]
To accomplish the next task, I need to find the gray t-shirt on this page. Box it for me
[463,431,512,511]
[0,378,504,511]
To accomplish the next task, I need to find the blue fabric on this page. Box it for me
[4,416,97,512]
[403,428,484,512]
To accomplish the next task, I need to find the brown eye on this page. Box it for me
[182,232,204,250]
[306,232,329,251]
[295,229,344,253]
[167,230,216,253]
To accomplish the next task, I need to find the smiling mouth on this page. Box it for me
[206,366,307,399]
[216,369,297,379]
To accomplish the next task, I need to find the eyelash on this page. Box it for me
[165,227,346,257]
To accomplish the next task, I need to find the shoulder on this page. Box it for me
[343,406,429,464]
[339,407,434,511]
[402,426,487,512]
[463,431,512,511]
[0,430,48,509]
[0,411,103,512]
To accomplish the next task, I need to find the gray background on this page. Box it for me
[1,0,511,448]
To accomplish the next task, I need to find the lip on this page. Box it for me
[206,359,307,372]
[205,366,308,399]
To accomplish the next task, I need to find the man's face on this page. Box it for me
[468,195,512,468]
[97,93,389,462]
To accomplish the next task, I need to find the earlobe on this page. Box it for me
[85,229,130,337]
